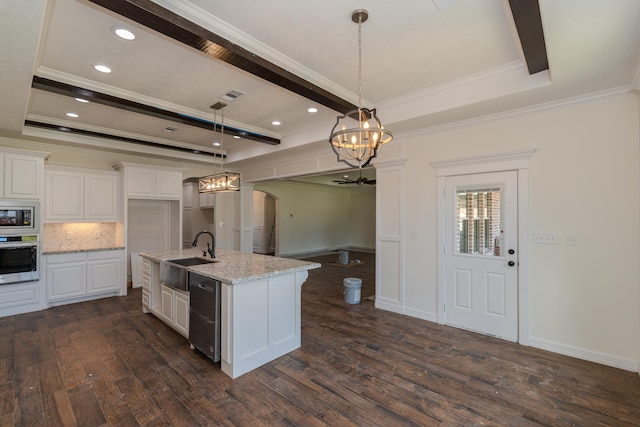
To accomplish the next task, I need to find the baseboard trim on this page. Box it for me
[529,337,639,373]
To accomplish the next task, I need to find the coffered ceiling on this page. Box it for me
[1,0,639,169]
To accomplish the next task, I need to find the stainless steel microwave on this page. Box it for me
[0,201,39,234]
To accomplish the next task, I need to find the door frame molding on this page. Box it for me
[433,149,535,345]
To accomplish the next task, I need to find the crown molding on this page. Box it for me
[398,85,631,140]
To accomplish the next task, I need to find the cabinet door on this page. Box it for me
[4,153,41,199]
[85,174,118,220]
[161,285,174,324]
[45,170,83,220]
[199,193,215,209]
[46,262,86,300]
[87,259,121,293]
[174,291,189,337]
[156,171,182,199]
[183,182,193,208]
[126,168,155,198]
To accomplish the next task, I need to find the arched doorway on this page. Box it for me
[253,190,277,255]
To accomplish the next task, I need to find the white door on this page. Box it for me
[444,171,518,341]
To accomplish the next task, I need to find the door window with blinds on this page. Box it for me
[456,187,502,256]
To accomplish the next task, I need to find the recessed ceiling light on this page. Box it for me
[164,127,177,133]
[112,27,136,40]
[272,121,281,126]
[75,97,89,103]
[94,64,112,73]
[66,112,79,118]
[233,135,241,139]
[212,141,221,147]
[307,107,318,113]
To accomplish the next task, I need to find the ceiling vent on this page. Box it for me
[219,89,245,102]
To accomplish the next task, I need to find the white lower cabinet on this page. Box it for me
[46,250,124,303]
[46,253,86,300]
[160,284,189,338]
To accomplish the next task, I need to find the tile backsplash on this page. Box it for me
[43,223,122,252]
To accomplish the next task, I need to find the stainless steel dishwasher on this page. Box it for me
[188,272,221,362]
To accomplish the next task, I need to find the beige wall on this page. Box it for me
[254,180,375,257]
[395,92,640,368]
[348,186,376,250]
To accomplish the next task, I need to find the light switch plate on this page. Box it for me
[532,232,558,244]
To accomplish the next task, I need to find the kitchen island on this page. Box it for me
[139,248,320,378]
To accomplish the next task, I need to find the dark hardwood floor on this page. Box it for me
[1,251,639,426]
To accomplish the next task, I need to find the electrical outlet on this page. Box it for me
[532,232,558,244]
[565,233,577,246]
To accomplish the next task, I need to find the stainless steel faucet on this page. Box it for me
[192,230,215,258]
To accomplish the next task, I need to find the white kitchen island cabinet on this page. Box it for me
[220,271,308,379]
[140,248,320,379]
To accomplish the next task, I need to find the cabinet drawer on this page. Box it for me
[142,274,150,291]
[142,289,150,307]
[45,252,86,264]
[142,258,151,274]
[87,250,122,261]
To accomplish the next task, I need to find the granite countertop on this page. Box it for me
[140,248,321,284]
[43,246,126,255]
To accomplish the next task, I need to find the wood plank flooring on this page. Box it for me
[1,251,639,426]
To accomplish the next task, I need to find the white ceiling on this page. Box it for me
[2,0,640,179]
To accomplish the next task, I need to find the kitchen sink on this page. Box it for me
[165,257,218,267]
[160,257,218,291]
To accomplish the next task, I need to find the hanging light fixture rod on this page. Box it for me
[328,8,393,169]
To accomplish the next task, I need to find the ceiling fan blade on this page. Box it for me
[365,180,376,185]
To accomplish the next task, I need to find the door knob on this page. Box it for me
[508,249,515,255]
[508,260,515,267]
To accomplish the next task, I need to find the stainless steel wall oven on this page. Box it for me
[0,236,39,285]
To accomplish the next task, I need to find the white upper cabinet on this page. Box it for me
[84,173,119,220]
[115,163,183,200]
[0,149,47,200]
[45,169,83,220]
[126,167,156,198]
[45,167,119,222]
[199,192,215,209]
[156,170,182,199]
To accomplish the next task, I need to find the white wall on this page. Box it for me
[348,186,376,250]
[393,92,640,369]
[254,181,354,257]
